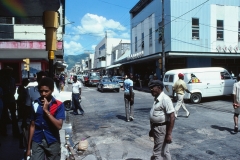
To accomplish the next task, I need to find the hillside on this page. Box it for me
[64,53,89,69]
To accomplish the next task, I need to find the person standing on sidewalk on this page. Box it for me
[0,66,19,137]
[232,74,240,132]
[123,73,134,122]
[72,75,84,115]
[148,80,175,160]
[26,77,65,160]
[173,73,191,118]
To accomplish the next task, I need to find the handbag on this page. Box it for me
[78,139,89,151]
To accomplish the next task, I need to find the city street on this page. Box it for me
[65,83,240,160]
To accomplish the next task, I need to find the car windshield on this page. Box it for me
[90,76,100,79]
[90,72,100,77]
[115,76,123,80]
[103,79,111,82]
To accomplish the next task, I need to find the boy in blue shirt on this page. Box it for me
[26,77,65,160]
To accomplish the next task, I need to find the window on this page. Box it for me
[141,32,144,49]
[220,72,231,80]
[149,28,152,46]
[217,20,224,41]
[0,25,14,39]
[15,17,42,25]
[238,21,240,42]
[164,75,174,82]
[135,36,137,52]
[0,17,12,24]
[192,18,199,40]
[99,44,105,55]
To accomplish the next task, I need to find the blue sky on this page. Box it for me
[64,0,139,56]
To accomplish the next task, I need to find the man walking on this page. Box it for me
[72,75,84,115]
[26,77,65,160]
[148,80,175,160]
[123,73,134,122]
[233,74,240,132]
[173,73,191,118]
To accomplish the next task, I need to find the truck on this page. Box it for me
[163,67,236,103]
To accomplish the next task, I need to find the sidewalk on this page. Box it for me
[0,119,68,160]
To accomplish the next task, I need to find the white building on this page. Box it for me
[93,34,129,75]
[128,0,240,79]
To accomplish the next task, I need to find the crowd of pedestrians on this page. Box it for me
[1,66,240,160]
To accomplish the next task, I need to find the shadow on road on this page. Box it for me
[211,125,238,135]
[116,115,126,121]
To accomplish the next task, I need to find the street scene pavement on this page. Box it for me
[66,84,240,160]
[1,82,240,160]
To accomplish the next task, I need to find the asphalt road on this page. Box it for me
[65,83,240,160]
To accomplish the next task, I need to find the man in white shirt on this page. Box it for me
[72,75,84,115]
[233,74,240,132]
[148,80,175,160]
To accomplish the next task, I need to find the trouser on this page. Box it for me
[72,93,84,114]
[151,125,171,160]
[175,93,189,116]
[124,92,134,121]
[30,139,61,160]
[0,101,19,136]
[18,104,31,128]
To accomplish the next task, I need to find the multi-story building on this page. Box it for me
[0,1,65,84]
[93,34,129,75]
[128,0,240,79]
[106,41,131,76]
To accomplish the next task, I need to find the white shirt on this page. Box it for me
[72,81,81,94]
[149,92,175,123]
[233,81,240,104]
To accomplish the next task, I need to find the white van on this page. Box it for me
[163,67,236,103]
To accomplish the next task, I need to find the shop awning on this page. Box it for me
[106,63,122,69]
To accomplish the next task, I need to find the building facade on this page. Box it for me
[128,0,240,81]
[0,0,65,84]
[93,34,128,76]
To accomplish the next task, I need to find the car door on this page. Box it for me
[204,72,222,96]
[220,71,236,95]
[163,74,175,96]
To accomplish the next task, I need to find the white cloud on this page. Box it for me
[64,41,84,55]
[75,13,127,36]
[64,14,131,55]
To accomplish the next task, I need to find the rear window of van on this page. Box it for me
[164,75,174,82]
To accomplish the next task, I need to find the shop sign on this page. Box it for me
[127,51,144,60]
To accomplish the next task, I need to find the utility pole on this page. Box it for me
[161,0,165,80]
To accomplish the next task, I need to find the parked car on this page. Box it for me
[111,76,124,87]
[97,78,120,92]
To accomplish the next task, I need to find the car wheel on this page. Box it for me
[63,100,72,111]
[190,93,201,104]
[101,87,104,92]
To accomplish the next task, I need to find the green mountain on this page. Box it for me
[64,53,89,69]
